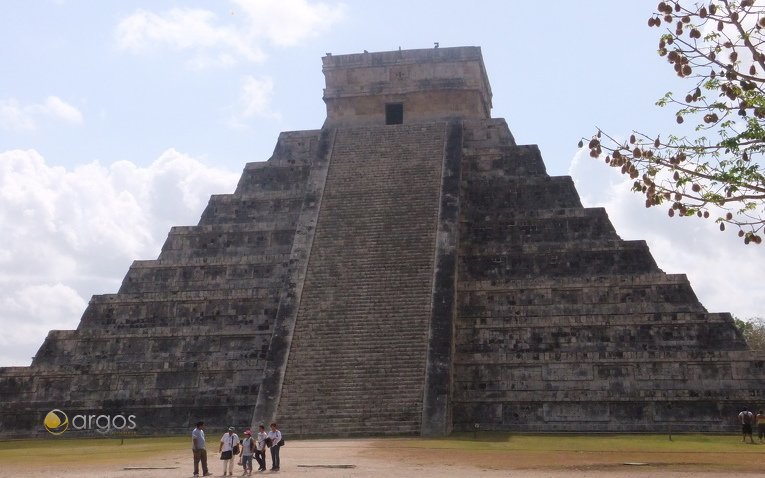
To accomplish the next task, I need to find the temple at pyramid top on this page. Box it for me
[322,46,493,126]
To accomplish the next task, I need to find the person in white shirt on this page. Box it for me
[219,427,240,476]
[255,424,268,472]
[267,422,282,471]
[739,409,755,443]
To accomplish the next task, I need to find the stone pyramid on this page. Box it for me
[2,47,763,438]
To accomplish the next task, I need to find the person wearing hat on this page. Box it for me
[240,428,255,476]
[219,427,240,476]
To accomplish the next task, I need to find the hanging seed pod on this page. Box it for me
[719,222,725,231]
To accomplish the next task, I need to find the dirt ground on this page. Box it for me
[2,438,763,477]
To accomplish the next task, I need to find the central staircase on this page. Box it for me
[275,124,448,436]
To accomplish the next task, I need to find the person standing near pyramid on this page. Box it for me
[219,427,240,475]
[267,423,282,471]
[255,424,268,472]
[191,421,211,477]
[739,409,755,443]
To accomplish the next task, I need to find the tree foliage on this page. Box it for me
[582,0,765,244]
[735,317,765,350]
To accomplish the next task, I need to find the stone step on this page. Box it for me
[274,123,447,435]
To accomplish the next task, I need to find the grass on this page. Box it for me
[374,432,765,472]
[1,432,762,472]
[0,435,187,465]
[380,432,764,454]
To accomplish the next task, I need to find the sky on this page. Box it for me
[1,0,763,366]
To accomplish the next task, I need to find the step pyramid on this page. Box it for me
[1,47,762,438]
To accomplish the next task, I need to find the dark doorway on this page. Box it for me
[385,103,403,125]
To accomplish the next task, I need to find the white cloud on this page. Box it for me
[569,148,765,320]
[115,8,265,68]
[42,96,84,124]
[241,76,277,118]
[0,148,240,366]
[0,99,36,131]
[0,96,83,132]
[114,0,345,68]
[231,0,346,47]
[227,75,281,128]
[0,284,86,366]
